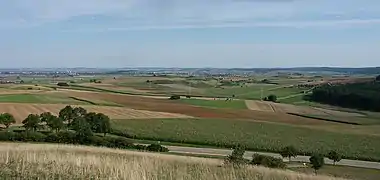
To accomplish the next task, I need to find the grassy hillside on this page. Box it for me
[0,143,342,180]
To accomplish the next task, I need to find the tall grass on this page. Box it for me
[0,143,344,180]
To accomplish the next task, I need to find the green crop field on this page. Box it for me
[0,94,88,104]
[111,118,380,161]
[180,99,247,109]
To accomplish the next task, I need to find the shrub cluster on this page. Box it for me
[251,153,286,168]
[57,82,69,86]
[169,95,181,100]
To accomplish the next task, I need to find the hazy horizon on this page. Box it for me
[1,0,380,68]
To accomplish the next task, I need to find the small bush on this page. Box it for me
[56,131,77,144]
[185,95,191,99]
[146,144,169,152]
[17,131,47,142]
[224,146,247,167]
[134,144,148,151]
[105,136,134,149]
[89,136,110,147]
[263,94,277,102]
[44,133,59,143]
[251,154,286,169]
[0,131,17,141]
[169,95,181,100]
[57,82,69,87]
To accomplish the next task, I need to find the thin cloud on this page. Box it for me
[59,18,380,32]
[1,0,380,30]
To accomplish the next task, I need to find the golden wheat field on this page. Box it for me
[0,103,192,123]
[0,143,345,180]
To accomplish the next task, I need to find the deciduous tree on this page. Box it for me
[85,112,111,137]
[71,117,93,141]
[59,105,74,124]
[224,145,247,167]
[280,146,298,162]
[40,112,64,133]
[310,154,325,174]
[73,107,87,118]
[0,113,16,129]
[22,114,42,131]
[327,150,342,165]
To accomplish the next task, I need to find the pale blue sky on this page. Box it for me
[0,0,380,68]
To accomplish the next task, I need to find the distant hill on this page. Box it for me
[228,67,380,75]
[1,67,380,75]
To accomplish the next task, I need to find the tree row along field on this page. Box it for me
[0,103,191,123]
[111,118,380,162]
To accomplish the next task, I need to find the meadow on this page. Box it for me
[0,143,344,180]
[111,118,380,161]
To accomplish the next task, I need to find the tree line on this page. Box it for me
[308,80,380,112]
[225,145,342,174]
[0,106,168,153]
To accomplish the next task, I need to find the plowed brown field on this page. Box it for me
[0,103,191,124]
[64,91,334,125]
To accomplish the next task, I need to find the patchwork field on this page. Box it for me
[65,91,337,125]
[0,103,191,123]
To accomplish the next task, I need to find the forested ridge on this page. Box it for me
[309,79,380,111]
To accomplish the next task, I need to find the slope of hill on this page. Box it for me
[0,143,343,180]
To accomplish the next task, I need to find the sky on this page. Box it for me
[0,0,380,68]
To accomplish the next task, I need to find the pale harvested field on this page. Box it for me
[0,89,45,95]
[0,143,345,180]
[312,107,364,117]
[245,100,362,117]
[245,100,275,112]
[0,103,192,123]
[79,83,150,93]
[8,85,54,91]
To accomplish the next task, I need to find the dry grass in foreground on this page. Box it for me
[0,143,345,180]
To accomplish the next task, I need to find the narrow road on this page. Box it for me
[163,145,380,170]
